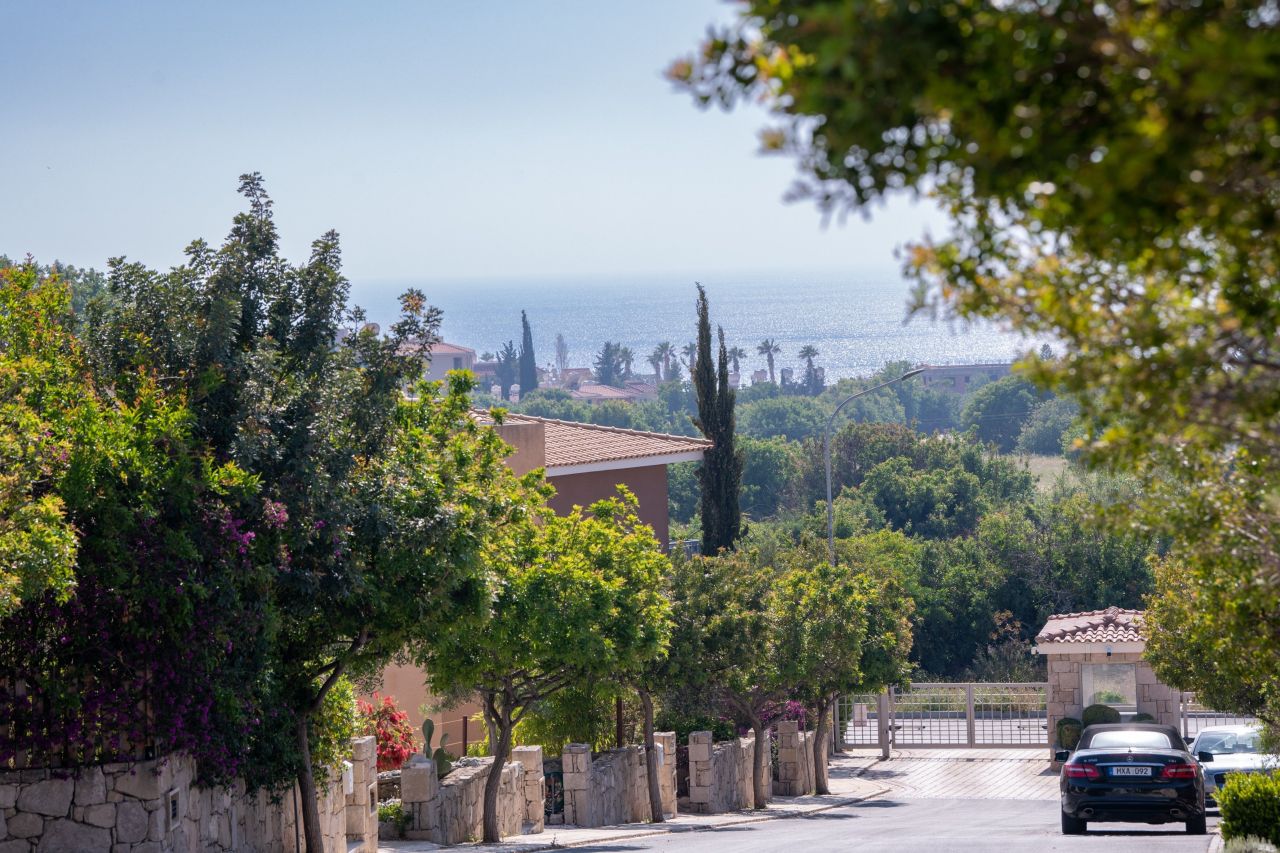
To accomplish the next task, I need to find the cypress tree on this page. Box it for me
[518,310,539,393]
[691,284,743,554]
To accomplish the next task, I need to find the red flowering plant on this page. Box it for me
[358,694,416,771]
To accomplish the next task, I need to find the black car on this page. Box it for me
[1057,723,1208,835]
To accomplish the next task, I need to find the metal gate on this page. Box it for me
[840,682,1049,751]
[1180,693,1258,740]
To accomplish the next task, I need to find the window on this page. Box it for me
[1086,730,1172,749]
[453,357,462,369]
[1082,663,1138,710]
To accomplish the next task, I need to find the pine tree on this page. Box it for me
[518,310,539,393]
[692,284,743,554]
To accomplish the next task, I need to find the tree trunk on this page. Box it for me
[750,716,768,809]
[638,689,665,823]
[295,715,325,853]
[482,702,513,843]
[616,695,625,749]
[812,695,832,795]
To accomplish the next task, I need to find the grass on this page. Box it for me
[1016,454,1071,492]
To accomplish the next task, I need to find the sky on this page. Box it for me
[2,1,946,293]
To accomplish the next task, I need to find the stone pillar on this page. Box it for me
[774,721,811,796]
[755,728,772,803]
[511,745,545,833]
[654,732,677,817]
[686,731,713,814]
[400,755,440,841]
[561,743,591,826]
[345,735,378,851]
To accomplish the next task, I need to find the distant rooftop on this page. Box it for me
[477,411,710,472]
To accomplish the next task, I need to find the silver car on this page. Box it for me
[1189,724,1276,806]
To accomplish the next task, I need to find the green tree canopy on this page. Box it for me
[960,376,1042,452]
[419,489,671,841]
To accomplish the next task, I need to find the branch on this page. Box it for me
[307,627,369,715]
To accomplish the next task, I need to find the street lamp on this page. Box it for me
[824,367,926,565]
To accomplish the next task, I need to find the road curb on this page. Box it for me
[488,786,893,850]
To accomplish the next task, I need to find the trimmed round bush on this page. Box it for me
[1131,712,1155,722]
[1056,718,1083,750]
[1081,704,1121,727]
[1219,771,1280,847]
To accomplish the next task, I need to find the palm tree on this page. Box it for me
[727,346,747,374]
[799,345,819,370]
[681,341,698,371]
[652,341,674,381]
[757,338,781,383]
[618,346,635,379]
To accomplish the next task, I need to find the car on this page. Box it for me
[1057,723,1207,835]
[1189,724,1276,807]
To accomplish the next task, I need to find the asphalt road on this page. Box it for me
[564,797,1221,853]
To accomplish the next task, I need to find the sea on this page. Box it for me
[356,270,1047,382]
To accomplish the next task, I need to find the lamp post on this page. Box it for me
[824,367,926,565]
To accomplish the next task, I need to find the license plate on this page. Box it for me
[1110,766,1152,777]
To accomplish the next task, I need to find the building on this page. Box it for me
[919,362,1012,394]
[421,342,476,382]
[568,381,659,405]
[1035,607,1181,757]
[378,413,711,743]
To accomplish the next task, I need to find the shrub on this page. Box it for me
[1132,712,1155,722]
[1219,772,1280,847]
[358,694,416,772]
[655,710,736,744]
[1081,704,1121,727]
[1056,718,1083,750]
[377,800,410,838]
[311,676,358,770]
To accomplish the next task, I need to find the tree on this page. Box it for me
[739,436,800,520]
[651,341,674,382]
[518,310,539,394]
[618,346,635,379]
[756,338,781,384]
[493,340,519,400]
[960,376,1041,453]
[594,341,623,386]
[1016,397,1079,457]
[727,345,747,375]
[82,175,526,851]
[554,333,569,377]
[681,341,698,372]
[420,491,671,842]
[692,285,743,554]
[666,550,776,808]
[670,0,1280,728]
[774,541,913,793]
[0,263,83,616]
[798,345,822,395]
[738,396,828,442]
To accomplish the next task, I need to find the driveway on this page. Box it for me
[565,797,1220,852]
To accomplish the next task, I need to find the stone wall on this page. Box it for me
[684,732,754,814]
[0,735,377,853]
[653,732,677,819]
[399,755,524,844]
[773,721,815,797]
[510,746,545,833]
[1045,651,1181,757]
[562,744,653,827]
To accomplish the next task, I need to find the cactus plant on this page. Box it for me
[422,719,454,779]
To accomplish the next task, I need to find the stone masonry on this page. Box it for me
[510,746,545,833]
[561,744,654,827]
[684,732,755,814]
[399,755,524,844]
[0,735,376,853]
[653,732,678,818]
[773,720,815,797]
[1045,651,1180,757]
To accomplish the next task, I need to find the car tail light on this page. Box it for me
[1063,762,1102,780]
[1162,763,1197,779]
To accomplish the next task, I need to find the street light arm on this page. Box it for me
[825,367,927,565]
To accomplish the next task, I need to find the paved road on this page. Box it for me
[565,798,1221,853]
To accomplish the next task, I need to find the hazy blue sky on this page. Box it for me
[2,1,944,290]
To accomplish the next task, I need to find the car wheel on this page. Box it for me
[1185,814,1206,835]
[1061,812,1086,835]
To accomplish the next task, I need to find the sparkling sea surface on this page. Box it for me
[356,270,1045,381]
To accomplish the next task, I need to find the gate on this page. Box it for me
[1180,693,1258,740]
[840,682,1049,751]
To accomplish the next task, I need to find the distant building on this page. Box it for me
[919,362,1012,394]
[751,369,769,385]
[780,367,794,386]
[422,342,476,382]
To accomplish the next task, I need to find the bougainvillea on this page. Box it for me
[358,694,416,771]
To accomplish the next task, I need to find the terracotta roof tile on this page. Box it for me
[1035,607,1145,644]
[478,411,711,468]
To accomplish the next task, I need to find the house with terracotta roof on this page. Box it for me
[1035,607,1181,756]
[378,412,711,743]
